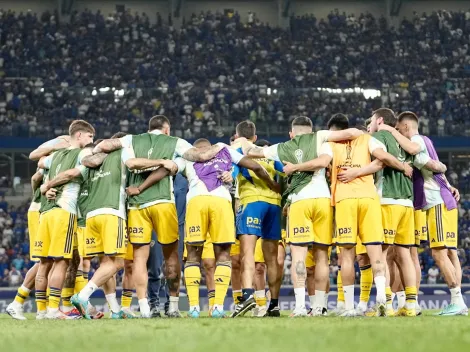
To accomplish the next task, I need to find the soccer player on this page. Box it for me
[337,108,420,316]
[243,116,363,316]
[33,120,95,319]
[230,122,284,318]
[6,169,44,319]
[285,114,413,316]
[176,138,278,317]
[379,112,467,315]
[94,115,225,317]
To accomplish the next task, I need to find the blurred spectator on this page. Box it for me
[427,265,440,284]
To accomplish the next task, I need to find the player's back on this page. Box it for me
[329,134,376,205]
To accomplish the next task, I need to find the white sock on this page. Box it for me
[315,290,325,309]
[169,296,179,312]
[294,287,306,310]
[397,291,406,309]
[20,285,31,295]
[450,287,462,305]
[105,293,121,313]
[337,301,345,310]
[47,307,59,315]
[309,295,315,308]
[214,304,224,311]
[189,305,200,312]
[61,305,73,313]
[343,285,355,311]
[324,292,329,309]
[415,295,420,310]
[139,298,150,316]
[374,276,386,304]
[391,292,396,304]
[357,301,368,311]
[78,281,98,301]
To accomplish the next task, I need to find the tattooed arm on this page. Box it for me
[81,153,108,168]
[29,136,70,161]
[31,170,44,192]
[93,138,123,154]
[283,154,333,176]
[181,143,225,162]
[125,158,167,172]
[237,156,280,193]
[40,168,82,194]
[126,167,171,196]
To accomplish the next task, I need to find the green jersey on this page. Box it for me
[86,149,127,220]
[372,131,413,206]
[77,178,89,227]
[40,148,88,214]
[126,133,178,208]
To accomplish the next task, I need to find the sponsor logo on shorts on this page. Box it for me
[338,227,352,235]
[34,241,43,248]
[127,227,144,234]
[384,229,396,236]
[188,226,201,233]
[446,232,456,239]
[293,226,310,235]
[247,217,261,226]
[86,238,96,245]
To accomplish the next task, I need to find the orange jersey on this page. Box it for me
[328,134,377,205]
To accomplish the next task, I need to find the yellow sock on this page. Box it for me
[74,270,85,294]
[61,287,74,307]
[14,285,31,305]
[121,289,133,309]
[233,290,242,305]
[359,265,373,303]
[49,287,61,309]
[405,286,417,307]
[46,287,50,308]
[255,290,267,307]
[337,270,344,303]
[35,290,47,312]
[208,290,215,308]
[184,262,201,307]
[214,262,232,306]
[82,271,89,281]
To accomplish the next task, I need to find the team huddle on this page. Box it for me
[5,109,467,320]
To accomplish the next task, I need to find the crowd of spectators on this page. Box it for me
[0,8,470,138]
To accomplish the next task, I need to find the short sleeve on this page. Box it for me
[77,165,88,178]
[316,130,331,144]
[229,149,244,164]
[263,144,280,161]
[319,142,333,157]
[42,153,54,170]
[119,135,133,149]
[413,151,431,170]
[411,135,427,153]
[121,145,136,164]
[174,157,187,173]
[175,138,193,158]
[76,148,92,167]
[38,136,67,148]
[369,137,387,154]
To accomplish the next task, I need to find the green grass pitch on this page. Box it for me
[1,312,469,352]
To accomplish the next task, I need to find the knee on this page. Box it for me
[231,257,241,272]
[255,263,266,276]
[203,260,215,274]
[124,260,133,275]
[115,258,125,272]
[432,249,445,264]
[356,254,370,267]
[306,266,315,278]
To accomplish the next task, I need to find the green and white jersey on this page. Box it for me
[86,149,127,220]
[120,130,193,210]
[40,147,89,214]
[372,130,413,207]
[77,177,89,227]
[28,168,44,212]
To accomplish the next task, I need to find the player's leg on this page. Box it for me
[6,263,39,320]
[355,252,372,315]
[147,232,163,318]
[61,248,80,317]
[35,258,53,319]
[333,248,345,315]
[102,274,120,315]
[202,243,216,314]
[212,243,232,318]
[447,249,467,313]
[230,246,242,305]
[121,259,136,317]
[305,249,315,312]
[338,246,356,316]
[253,239,267,317]
[413,209,426,314]
[184,244,203,318]
[154,203,181,317]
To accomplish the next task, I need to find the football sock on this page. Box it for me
[397,291,406,309]
[106,292,121,313]
[337,269,344,303]
[315,290,325,309]
[255,290,266,307]
[78,281,98,301]
[214,262,232,306]
[121,289,134,309]
[184,262,201,308]
[450,287,462,305]
[61,287,74,312]
[309,295,315,308]
[208,290,215,308]
[359,265,372,304]
[343,285,355,311]
[35,290,47,312]
[14,285,31,306]
[74,270,86,294]
[241,287,254,301]
[268,298,279,310]
[233,290,242,305]
[386,286,393,310]
[405,286,417,310]
[46,287,50,308]
[139,298,150,317]
[324,292,329,310]
[48,287,61,309]
[169,296,179,313]
[374,276,386,304]
[294,287,306,309]
[82,271,89,281]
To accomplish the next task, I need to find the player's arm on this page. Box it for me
[326,128,364,142]
[93,138,123,154]
[81,153,108,168]
[31,169,44,192]
[29,136,70,161]
[37,153,54,170]
[40,167,83,194]
[125,158,173,172]
[378,124,422,155]
[369,137,413,177]
[236,153,280,193]
[282,154,332,176]
[126,168,171,196]
[337,159,384,183]
[423,159,447,173]
[176,139,225,162]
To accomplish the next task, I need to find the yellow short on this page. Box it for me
[33,208,77,259]
[305,246,332,267]
[128,203,178,245]
[77,226,86,257]
[287,198,333,245]
[27,211,40,261]
[85,215,127,257]
[355,237,367,255]
[124,233,134,261]
[185,196,235,245]
[381,205,415,246]
[183,234,215,260]
[255,238,264,263]
[427,203,458,249]
[414,210,428,245]
[230,239,240,256]
[335,197,383,246]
